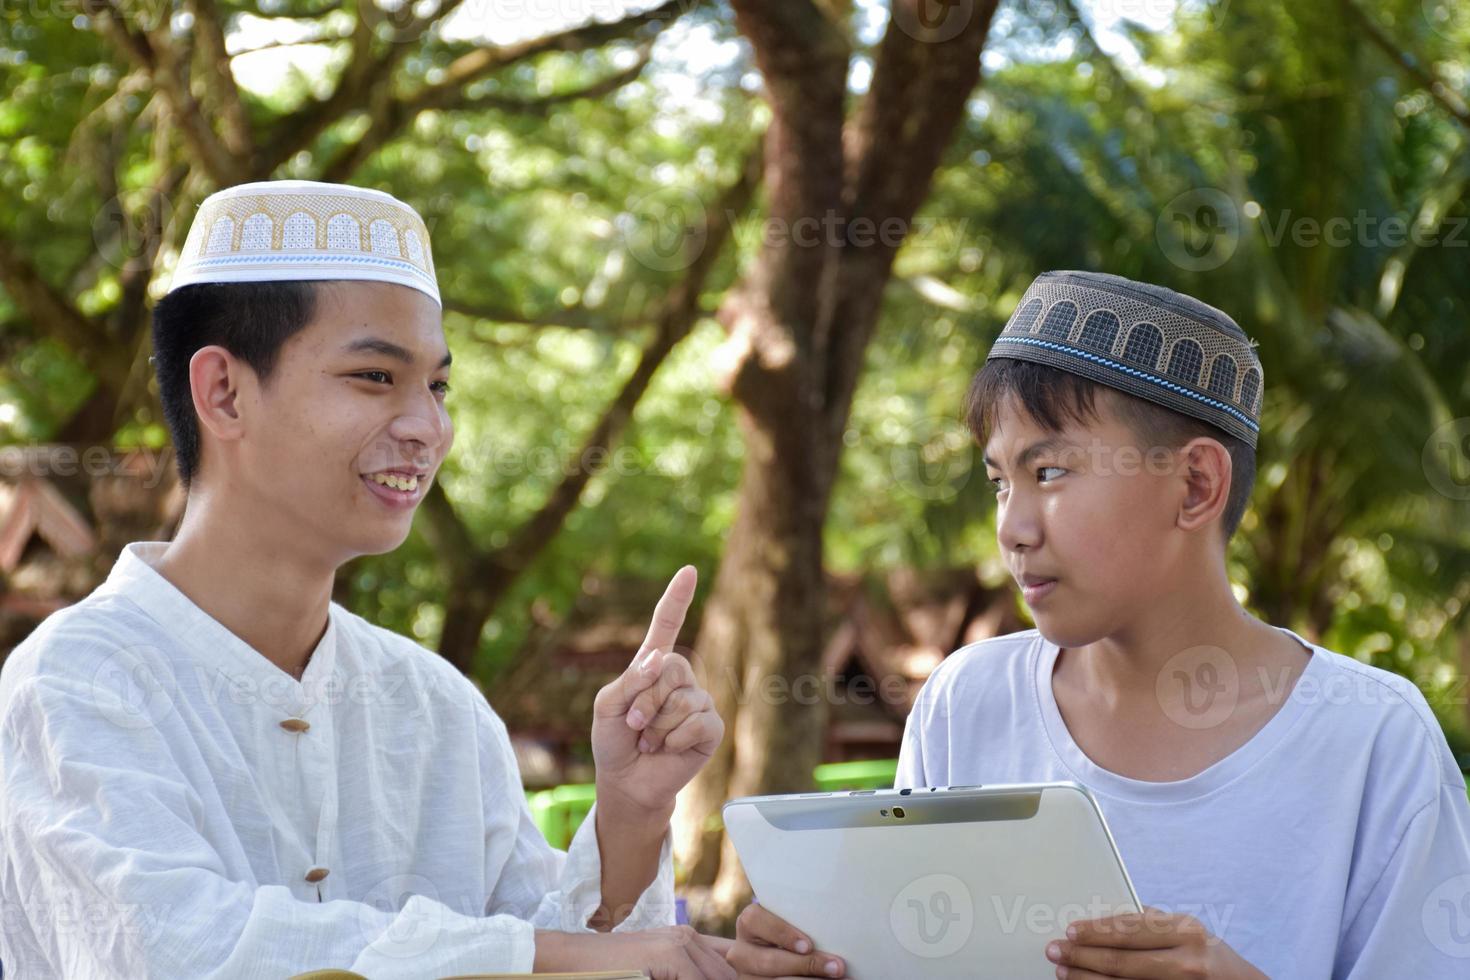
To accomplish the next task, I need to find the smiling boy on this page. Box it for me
[727,271,1470,979]
[0,181,732,978]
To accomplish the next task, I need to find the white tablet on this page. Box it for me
[723,781,1140,979]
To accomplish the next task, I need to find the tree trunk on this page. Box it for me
[436,562,512,675]
[420,152,760,675]
[675,0,1000,920]
[679,358,831,885]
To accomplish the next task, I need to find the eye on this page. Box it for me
[1037,466,1066,482]
[355,370,391,384]
[986,474,1007,495]
[430,380,451,395]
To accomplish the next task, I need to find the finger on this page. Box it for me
[698,935,735,958]
[671,946,704,980]
[626,652,698,740]
[1050,941,1174,979]
[638,565,697,659]
[685,933,737,980]
[1065,911,1192,949]
[593,641,672,725]
[735,902,813,952]
[594,573,697,724]
[639,686,705,753]
[658,703,723,756]
[726,941,845,978]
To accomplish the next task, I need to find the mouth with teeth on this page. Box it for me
[361,469,426,509]
[368,472,419,492]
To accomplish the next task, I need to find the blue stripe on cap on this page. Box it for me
[990,335,1259,432]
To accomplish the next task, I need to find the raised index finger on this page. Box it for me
[638,565,697,660]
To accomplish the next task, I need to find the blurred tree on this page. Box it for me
[671,0,1002,910]
[2,0,694,438]
[870,0,1470,743]
[419,148,761,672]
[0,0,737,673]
[4,0,1467,908]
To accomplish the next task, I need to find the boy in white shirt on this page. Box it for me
[726,271,1470,979]
[1,182,733,979]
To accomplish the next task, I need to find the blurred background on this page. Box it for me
[2,0,1469,921]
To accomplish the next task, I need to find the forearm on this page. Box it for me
[532,930,581,970]
[588,790,672,930]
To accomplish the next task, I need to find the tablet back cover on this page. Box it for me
[724,784,1138,979]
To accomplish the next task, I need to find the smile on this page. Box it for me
[361,471,426,510]
[367,472,418,492]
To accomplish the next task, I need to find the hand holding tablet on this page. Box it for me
[724,782,1139,979]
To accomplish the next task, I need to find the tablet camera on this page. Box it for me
[893,806,906,819]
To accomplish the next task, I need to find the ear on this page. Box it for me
[188,345,251,445]
[1175,436,1232,537]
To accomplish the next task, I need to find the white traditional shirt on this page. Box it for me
[898,627,1470,979]
[0,542,675,978]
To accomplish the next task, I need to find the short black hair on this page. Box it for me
[966,358,1257,544]
[151,281,319,489]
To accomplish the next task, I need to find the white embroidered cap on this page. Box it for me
[168,180,440,306]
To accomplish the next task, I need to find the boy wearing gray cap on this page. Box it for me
[728,271,1470,979]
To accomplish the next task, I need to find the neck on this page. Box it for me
[1060,555,1297,709]
[153,486,338,680]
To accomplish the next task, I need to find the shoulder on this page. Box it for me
[925,628,1043,689]
[1,587,169,702]
[0,590,199,748]
[912,628,1045,721]
[1298,644,1464,791]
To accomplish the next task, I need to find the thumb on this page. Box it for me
[594,645,667,722]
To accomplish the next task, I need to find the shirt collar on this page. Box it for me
[98,541,339,691]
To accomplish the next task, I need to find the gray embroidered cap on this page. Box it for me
[985,270,1263,447]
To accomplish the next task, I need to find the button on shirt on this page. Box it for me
[0,542,675,978]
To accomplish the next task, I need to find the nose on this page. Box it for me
[995,486,1042,554]
[386,391,452,462]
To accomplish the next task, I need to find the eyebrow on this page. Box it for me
[982,436,1068,471]
[341,337,452,369]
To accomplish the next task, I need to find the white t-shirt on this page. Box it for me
[897,627,1470,979]
[0,542,675,979]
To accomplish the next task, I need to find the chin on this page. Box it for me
[1030,613,1108,650]
[346,522,414,558]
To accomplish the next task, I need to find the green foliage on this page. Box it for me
[826,0,1470,753]
[2,1,1467,756]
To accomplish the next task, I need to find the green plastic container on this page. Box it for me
[526,759,902,849]
[527,782,598,849]
[811,758,899,792]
